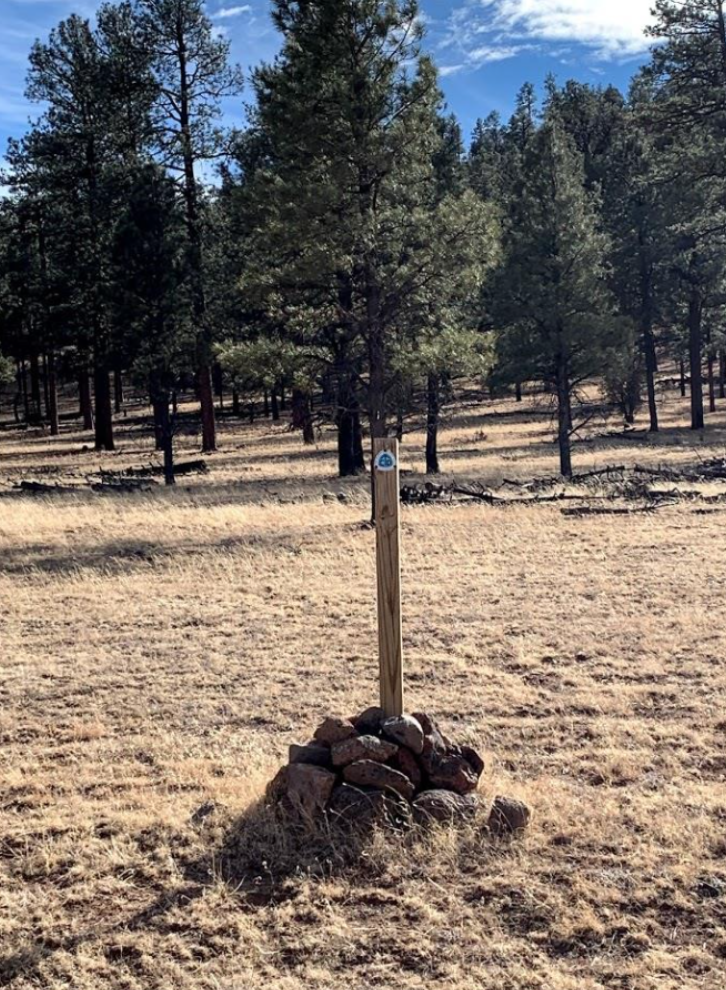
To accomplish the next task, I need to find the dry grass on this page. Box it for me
[1,383,725,989]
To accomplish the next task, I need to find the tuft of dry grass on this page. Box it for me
[1,384,725,988]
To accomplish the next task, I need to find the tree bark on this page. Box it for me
[270,388,280,422]
[151,375,174,484]
[514,381,522,403]
[679,359,686,398]
[42,354,51,420]
[688,286,704,430]
[94,363,114,451]
[29,352,42,424]
[197,364,216,453]
[292,388,314,444]
[426,373,440,475]
[707,350,716,413]
[47,352,59,436]
[232,389,241,416]
[263,389,270,417]
[79,370,94,430]
[639,243,658,431]
[720,350,726,400]
[555,358,573,478]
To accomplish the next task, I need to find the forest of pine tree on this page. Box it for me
[2,0,726,480]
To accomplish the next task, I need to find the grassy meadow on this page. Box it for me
[1,383,726,989]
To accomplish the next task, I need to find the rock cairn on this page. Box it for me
[268,707,529,833]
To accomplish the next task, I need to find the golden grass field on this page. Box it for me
[1,383,726,989]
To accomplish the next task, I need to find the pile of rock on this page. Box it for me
[268,707,530,834]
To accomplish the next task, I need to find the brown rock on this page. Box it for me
[285,764,336,821]
[331,734,398,767]
[313,717,357,746]
[488,796,531,836]
[413,789,479,824]
[461,745,485,777]
[392,746,423,788]
[381,714,424,755]
[343,760,415,801]
[289,742,332,767]
[354,707,385,736]
[413,713,483,795]
[426,751,480,794]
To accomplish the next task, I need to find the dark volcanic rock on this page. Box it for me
[284,764,337,821]
[391,746,423,788]
[331,734,398,767]
[289,742,332,768]
[413,789,479,824]
[314,717,357,746]
[343,760,415,801]
[354,707,386,736]
[381,714,424,755]
[488,796,531,836]
[414,713,483,795]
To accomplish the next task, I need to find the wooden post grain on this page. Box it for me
[373,437,404,717]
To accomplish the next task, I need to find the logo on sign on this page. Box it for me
[374,450,396,472]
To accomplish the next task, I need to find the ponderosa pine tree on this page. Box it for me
[23,5,156,450]
[240,1,444,479]
[493,116,625,477]
[110,164,193,483]
[139,0,243,454]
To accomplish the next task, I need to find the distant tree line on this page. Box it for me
[1,0,726,481]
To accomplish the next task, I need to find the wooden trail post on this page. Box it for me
[373,437,404,717]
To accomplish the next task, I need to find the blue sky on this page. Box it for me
[1,0,656,156]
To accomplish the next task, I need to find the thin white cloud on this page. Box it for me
[444,0,655,69]
[214,4,252,18]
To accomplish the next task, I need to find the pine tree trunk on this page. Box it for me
[719,350,726,399]
[232,389,241,416]
[555,358,573,478]
[292,389,314,444]
[688,287,704,430]
[42,354,50,419]
[14,360,23,424]
[679,359,686,398]
[159,394,175,486]
[644,332,658,432]
[263,389,270,417]
[426,373,440,475]
[640,247,658,431]
[279,383,287,412]
[197,364,216,453]
[114,370,123,414]
[707,351,716,413]
[94,364,114,452]
[514,381,522,403]
[29,352,42,424]
[151,375,174,484]
[21,360,29,423]
[79,370,94,430]
[337,373,365,477]
[47,352,59,437]
[270,389,280,422]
